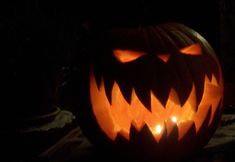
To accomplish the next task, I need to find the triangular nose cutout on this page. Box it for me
[157,54,170,63]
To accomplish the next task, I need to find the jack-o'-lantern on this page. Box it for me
[75,23,224,161]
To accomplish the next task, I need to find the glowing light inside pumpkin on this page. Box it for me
[180,43,202,55]
[171,116,177,123]
[113,50,145,63]
[154,124,163,134]
[90,70,222,141]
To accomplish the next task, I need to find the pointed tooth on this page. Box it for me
[117,80,132,104]
[150,91,165,117]
[211,74,219,86]
[115,132,129,143]
[165,119,178,140]
[204,74,210,83]
[177,121,196,154]
[152,86,171,108]
[178,120,196,141]
[165,88,182,118]
[149,122,166,143]
[130,89,148,131]
[118,129,130,141]
[111,81,132,133]
[172,56,195,109]
[104,79,114,105]
[193,105,211,133]
[158,122,167,144]
[90,74,117,140]
[203,54,222,85]
[182,83,197,114]
[129,124,139,142]
[166,88,181,106]
[192,73,206,109]
[175,86,193,109]
[130,124,157,145]
[134,86,151,110]
[200,74,223,125]
[205,73,212,83]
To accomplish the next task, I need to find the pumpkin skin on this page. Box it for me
[75,23,224,160]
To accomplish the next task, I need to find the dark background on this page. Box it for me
[2,0,234,115]
[1,0,235,161]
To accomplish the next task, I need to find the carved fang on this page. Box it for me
[90,70,222,142]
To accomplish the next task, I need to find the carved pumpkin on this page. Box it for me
[76,23,224,160]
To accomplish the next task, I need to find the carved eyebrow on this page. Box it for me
[113,50,145,63]
[180,44,202,55]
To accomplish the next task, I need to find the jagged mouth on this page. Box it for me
[90,70,223,142]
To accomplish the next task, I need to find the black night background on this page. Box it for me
[1,0,235,162]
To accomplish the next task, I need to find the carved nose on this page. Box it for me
[157,54,170,63]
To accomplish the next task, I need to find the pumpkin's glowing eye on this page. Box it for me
[113,50,145,63]
[180,44,202,55]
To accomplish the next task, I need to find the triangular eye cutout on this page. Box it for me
[180,43,202,55]
[113,50,145,63]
